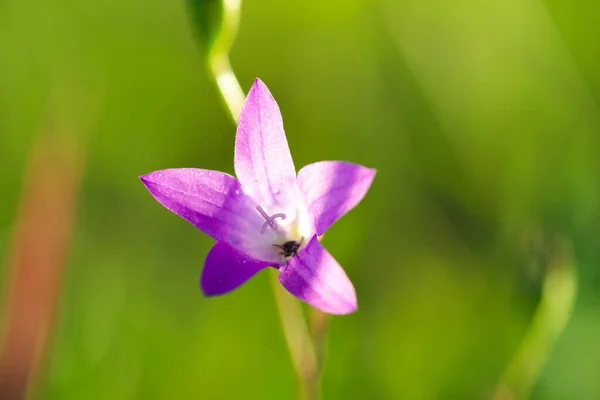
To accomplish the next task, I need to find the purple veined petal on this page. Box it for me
[279,236,357,315]
[234,78,297,204]
[297,161,376,236]
[201,241,272,296]
[140,168,259,243]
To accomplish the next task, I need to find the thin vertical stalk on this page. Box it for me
[195,1,327,397]
[271,271,319,400]
[308,308,330,376]
[0,131,83,399]
[208,52,324,400]
[209,52,244,122]
[492,236,577,400]
[205,0,244,123]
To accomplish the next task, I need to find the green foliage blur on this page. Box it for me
[1,0,599,399]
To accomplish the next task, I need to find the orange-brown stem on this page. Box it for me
[0,132,83,399]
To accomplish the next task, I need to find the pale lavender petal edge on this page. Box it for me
[279,236,357,315]
[201,241,272,296]
[234,78,297,203]
[297,161,376,236]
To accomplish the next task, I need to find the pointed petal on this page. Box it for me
[279,236,357,314]
[140,168,259,243]
[234,78,297,203]
[297,161,376,235]
[201,241,272,296]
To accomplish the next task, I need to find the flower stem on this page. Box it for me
[209,55,326,399]
[208,52,244,122]
[492,236,577,400]
[198,2,328,397]
[271,270,320,400]
[204,0,244,123]
[308,307,330,376]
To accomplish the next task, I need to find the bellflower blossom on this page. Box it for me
[140,79,375,314]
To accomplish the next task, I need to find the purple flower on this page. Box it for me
[140,79,375,314]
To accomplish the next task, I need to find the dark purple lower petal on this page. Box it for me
[279,236,357,315]
[201,241,272,296]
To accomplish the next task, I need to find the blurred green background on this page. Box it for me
[1,0,599,398]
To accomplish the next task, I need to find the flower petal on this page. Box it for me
[140,168,259,243]
[201,241,272,296]
[297,161,376,235]
[234,78,297,203]
[279,236,357,314]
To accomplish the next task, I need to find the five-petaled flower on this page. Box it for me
[140,78,375,314]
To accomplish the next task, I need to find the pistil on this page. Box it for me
[256,205,287,235]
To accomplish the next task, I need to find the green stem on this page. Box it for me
[199,2,327,397]
[271,270,319,400]
[208,52,244,122]
[307,307,330,395]
[205,0,243,123]
[493,237,577,400]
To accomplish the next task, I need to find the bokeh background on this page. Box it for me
[1,0,599,399]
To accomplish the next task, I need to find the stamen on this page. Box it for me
[256,205,286,234]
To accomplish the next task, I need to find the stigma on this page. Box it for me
[255,205,307,247]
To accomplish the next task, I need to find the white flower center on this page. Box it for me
[234,187,314,264]
[255,205,287,235]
